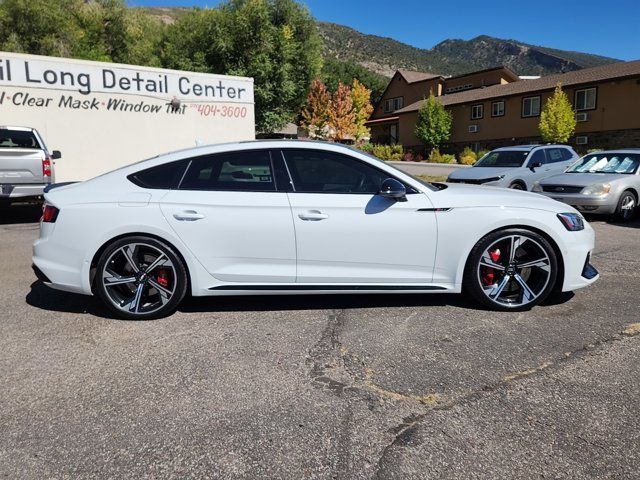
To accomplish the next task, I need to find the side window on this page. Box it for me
[528,149,547,166]
[179,150,275,192]
[128,160,189,189]
[546,148,565,163]
[562,148,576,161]
[282,149,389,194]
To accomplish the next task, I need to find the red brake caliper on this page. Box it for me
[157,268,170,288]
[482,248,501,286]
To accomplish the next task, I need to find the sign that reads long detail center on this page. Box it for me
[0,54,253,103]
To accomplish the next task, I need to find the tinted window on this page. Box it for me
[0,129,41,149]
[546,148,565,163]
[562,148,576,161]
[282,149,388,194]
[128,160,189,189]
[180,150,275,191]
[528,149,547,165]
[474,150,529,168]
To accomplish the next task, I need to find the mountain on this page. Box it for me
[318,23,619,78]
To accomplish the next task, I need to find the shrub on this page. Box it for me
[442,153,457,164]
[367,143,404,161]
[476,149,489,160]
[359,142,374,154]
[428,148,443,163]
[458,146,477,165]
[587,148,603,153]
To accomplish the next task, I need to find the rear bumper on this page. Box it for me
[540,192,617,214]
[0,183,46,199]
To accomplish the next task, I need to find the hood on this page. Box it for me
[448,166,515,181]
[540,172,634,187]
[435,183,576,214]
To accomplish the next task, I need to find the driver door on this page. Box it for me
[280,149,438,284]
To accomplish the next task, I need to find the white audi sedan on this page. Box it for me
[33,141,598,320]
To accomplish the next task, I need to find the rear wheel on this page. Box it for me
[509,181,526,190]
[95,236,188,320]
[464,229,558,311]
[613,190,637,222]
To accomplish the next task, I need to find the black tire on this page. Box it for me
[613,190,637,223]
[463,228,558,311]
[95,236,188,320]
[509,181,526,191]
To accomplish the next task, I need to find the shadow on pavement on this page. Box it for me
[0,203,42,225]
[26,281,113,319]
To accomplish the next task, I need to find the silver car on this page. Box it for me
[533,149,640,222]
[447,145,579,191]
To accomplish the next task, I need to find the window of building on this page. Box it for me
[575,87,597,111]
[383,97,404,113]
[390,124,399,144]
[179,150,275,191]
[522,96,541,117]
[491,101,505,117]
[471,104,484,120]
[281,150,389,194]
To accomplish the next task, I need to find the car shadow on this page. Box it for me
[0,203,42,225]
[26,281,113,318]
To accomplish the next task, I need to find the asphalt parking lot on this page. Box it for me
[1,204,639,479]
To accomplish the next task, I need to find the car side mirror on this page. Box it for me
[379,178,406,200]
[51,150,62,160]
[529,161,542,171]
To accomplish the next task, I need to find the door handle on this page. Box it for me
[298,210,328,221]
[173,210,205,221]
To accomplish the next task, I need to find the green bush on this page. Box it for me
[442,154,457,164]
[458,146,477,165]
[476,149,489,160]
[368,143,404,161]
[428,148,443,163]
[359,142,374,154]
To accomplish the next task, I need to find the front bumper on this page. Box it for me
[540,192,617,215]
[559,225,599,292]
[0,183,46,199]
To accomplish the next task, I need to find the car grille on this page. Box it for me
[542,185,583,194]
[448,178,484,185]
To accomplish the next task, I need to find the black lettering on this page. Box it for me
[77,73,90,95]
[89,98,99,110]
[102,69,116,89]
[227,87,236,99]
[0,91,4,104]
[58,95,73,108]
[119,77,131,90]
[178,77,190,95]
[24,62,41,84]
[43,70,58,85]
[215,80,225,97]
[12,92,24,105]
[132,72,143,91]
[237,87,246,99]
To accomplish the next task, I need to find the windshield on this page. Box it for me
[474,150,529,168]
[0,129,42,149]
[567,153,640,174]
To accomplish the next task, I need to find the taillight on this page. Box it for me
[41,204,59,223]
[42,156,52,177]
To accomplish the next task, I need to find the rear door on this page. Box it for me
[525,149,551,186]
[281,148,438,284]
[0,129,45,187]
[159,149,296,283]
[545,147,576,176]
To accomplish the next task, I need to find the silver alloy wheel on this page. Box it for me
[477,234,552,308]
[620,194,636,220]
[101,242,177,315]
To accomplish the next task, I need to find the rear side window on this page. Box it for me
[546,148,565,163]
[0,129,42,149]
[528,149,547,165]
[562,148,575,160]
[179,150,275,192]
[282,149,388,194]
[128,160,189,189]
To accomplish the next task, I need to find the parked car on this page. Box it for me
[447,145,579,190]
[33,140,598,319]
[0,126,61,204]
[533,149,640,222]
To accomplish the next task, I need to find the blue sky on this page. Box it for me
[129,0,640,60]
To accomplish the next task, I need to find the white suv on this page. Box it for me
[447,145,579,191]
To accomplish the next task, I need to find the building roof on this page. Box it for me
[397,69,443,84]
[445,65,520,82]
[396,60,640,113]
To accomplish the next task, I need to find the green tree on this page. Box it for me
[539,84,576,143]
[163,0,323,133]
[321,58,387,102]
[350,79,373,143]
[414,91,452,150]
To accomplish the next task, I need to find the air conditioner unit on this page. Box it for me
[576,135,588,145]
[468,125,479,133]
[576,112,589,122]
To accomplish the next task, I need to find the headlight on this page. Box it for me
[480,175,504,184]
[557,212,584,231]
[532,181,542,193]
[582,183,611,195]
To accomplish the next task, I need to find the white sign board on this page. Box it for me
[0,52,255,182]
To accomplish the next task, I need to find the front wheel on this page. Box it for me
[95,236,188,320]
[463,229,558,311]
[613,191,637,222]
